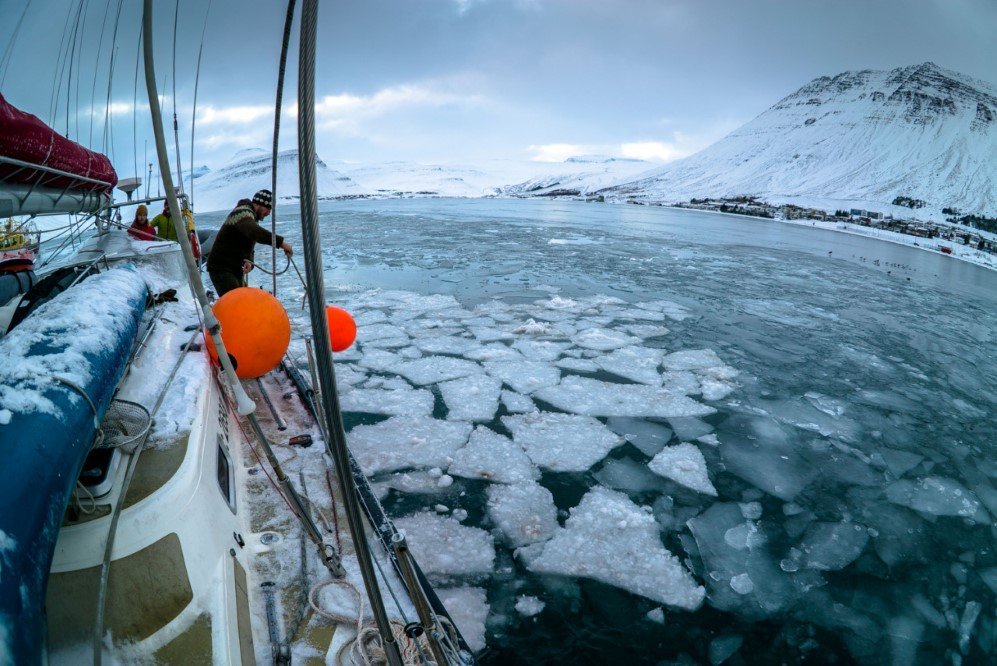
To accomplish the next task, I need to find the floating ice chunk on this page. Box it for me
[463,344,524,362]
[357,349,403,372]
[362,336,410,349]
[888,616,924,666]
[435,587,489,652]
[534,376,715,419]
[729,574,754,595]
[436,504,449,513]
[394,512,495,579]
[329,363,367,386]
[515,595,545,617]
[661,371,701,396]
[878,448,924,478]
[697,434,720,447]
[958,601,981,654]
[539,295,580,310]
[513,319,552,335]
[593,458,668,494]
[502,412,622,472]
[511,340,568,361]
[487,482,558,547]
[648,444,717,496]
[500,390,535,414]
[668,416,713,442]
[718,417,817,501]
[439,374,502,422]
[414,335,478,355]
[468,325,515,342]
[662,349,724,371]
[573,328,638,351]
[636,300,691,322]
[0,409,12,425]
[453,509,468,521]
[527,487,705,610]
[798,522,869,571]
[981,568,997,595]
[556,357,600,373]
[620,324,670,339]
[709,635,743,665]
[395,356,482,385]
[605,417,673,457]
[646,607,665,624]
[886,477,987,522]
[398,346,423,359]
[371,471,445,497]
[700,377,737,401]
[594,346,664,385]
[358,323,408,342]
[355,310,388,326]
[484,361,560,395]
[348,417,472,475]
[804,391,845,417]
[448,427,539,484]
[739,502,763,520]
[437,474,454,488]
[687,502,806,617]
[339,386,434,417]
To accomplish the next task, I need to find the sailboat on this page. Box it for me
[0,1,472,663]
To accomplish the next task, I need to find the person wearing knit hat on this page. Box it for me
[127,204,156,241]
[206,189,292,296]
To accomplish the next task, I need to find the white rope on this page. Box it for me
[308,579,435,665]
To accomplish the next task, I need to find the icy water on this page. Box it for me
[208,198,995,665]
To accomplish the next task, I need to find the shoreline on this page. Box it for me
[657,203,997,274]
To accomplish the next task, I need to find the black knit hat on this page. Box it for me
[252,189,273,208]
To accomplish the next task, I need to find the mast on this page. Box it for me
[141,0,255,416]
[295,1,403,663]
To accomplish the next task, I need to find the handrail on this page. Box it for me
[0,155,113,189]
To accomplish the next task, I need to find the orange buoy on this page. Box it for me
[205,287,291,378]
[326,305,357,352]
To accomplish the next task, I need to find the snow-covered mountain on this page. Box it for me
[500,156,653,198]
[598,62,997,215]
[190,148,361,212]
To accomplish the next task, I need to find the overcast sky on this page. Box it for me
[1,0,995,176]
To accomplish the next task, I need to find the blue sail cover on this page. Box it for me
[0,265,147,664]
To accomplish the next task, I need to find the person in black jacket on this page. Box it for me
[207,189,292,296]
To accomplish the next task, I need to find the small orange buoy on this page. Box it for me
[326,305,357,352]
[205,287,291,378]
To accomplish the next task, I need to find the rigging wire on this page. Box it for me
[69,0,93,139]
[133,30,142,181]
[102,0,126,160]
[86,0,113,148]
[0,0,34,89]
[189,0,213,208]
[271,0,298,296]
[48,0,78,126]
[170,0,186,197]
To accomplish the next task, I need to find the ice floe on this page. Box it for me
[500,390,535,414]
[413,335,479,355]
[514,595,545,617]
[502,412,623,472]
[555,357,600,373]
[511,340,568,362]
[718,418,817,501]
[885,476,988,522]
[572,328,638,351]
[487,482,558,547]
[594,346,664,385]
[395,356,482,385]
[339,386,434,417]
[483,361,561,395]
[436,587,489,652]
[448,426,539,484]
[534,376,715,419]
[796,522,869,571]
[593,457,668,494]
[439,374,502,422]
[347,417,472,475]
[524,487,705,610]
[648,443,717,496]
[394,512,495,579]
[605,417,673,457]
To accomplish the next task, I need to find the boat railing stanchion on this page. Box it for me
[256,377,288,431]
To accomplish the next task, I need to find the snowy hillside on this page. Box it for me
[190,148,362,213]
[500,156,653,198]
[598,62,997,215]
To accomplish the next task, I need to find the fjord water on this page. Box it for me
[209,198,995,664]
